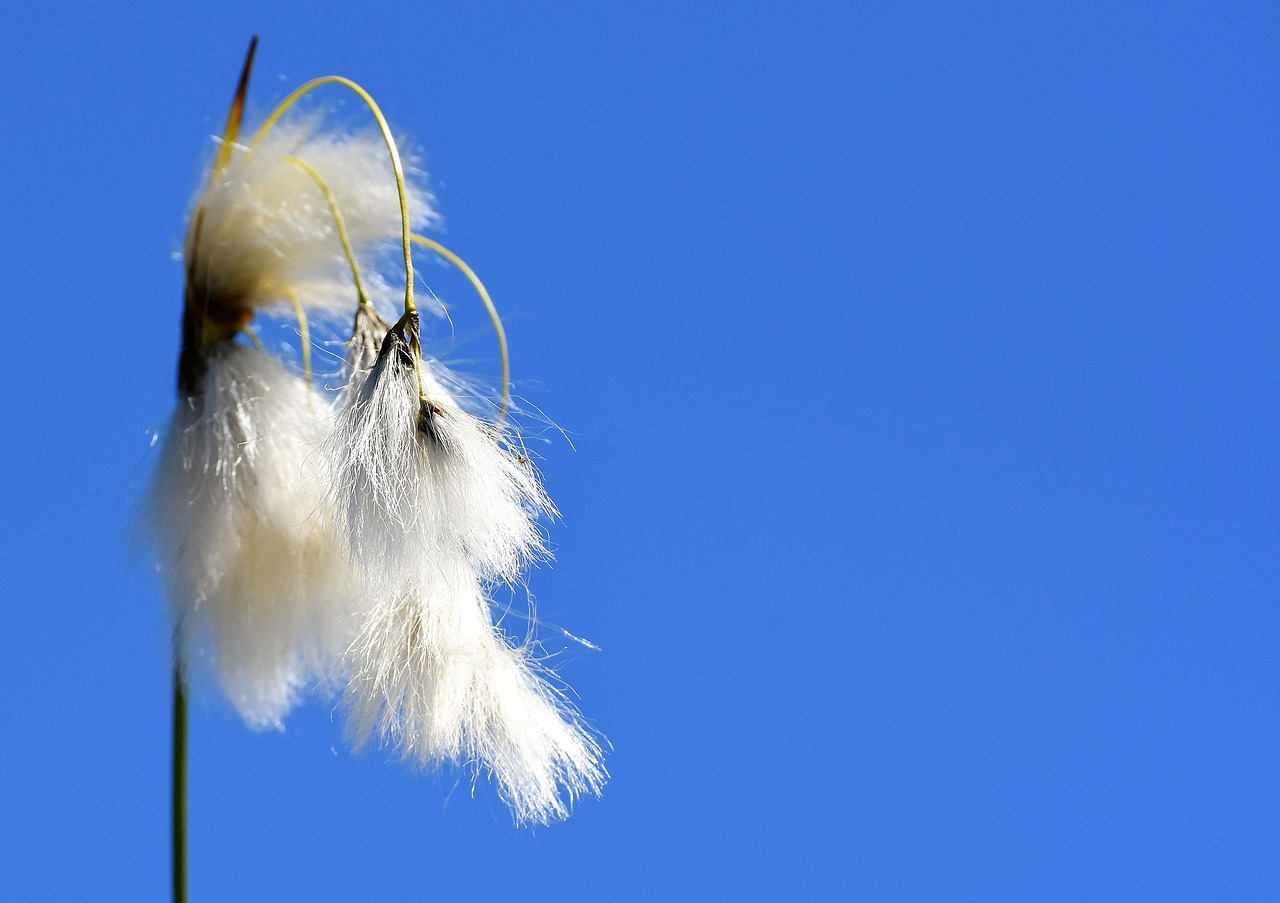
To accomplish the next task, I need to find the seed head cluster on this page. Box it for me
[143,51,605,824]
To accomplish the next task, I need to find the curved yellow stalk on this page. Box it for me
[249,77,416,319]
[285,155,372,311]
[410,235,511,425]
[283,288,312,388]
[242,326,264,351]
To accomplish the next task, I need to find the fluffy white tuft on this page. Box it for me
[147,89,606,821]
[187,120,437,318]
[145,344,355,728]
[326,325,600,821]
[344,557,605,824]
[329,326,553,592]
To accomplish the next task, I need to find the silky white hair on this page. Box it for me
[187,119,437,318]
[344,556,605,824]
[329,324,553,592]
[145,343,355,728]
[326,325,604,823]
[145,99,606,823]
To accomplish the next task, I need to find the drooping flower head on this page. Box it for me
[145,38,605,823]
[146,343,350,728]
[328,311,603,823]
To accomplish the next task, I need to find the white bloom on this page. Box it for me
[187,120,437,325]
[146,343,354,728]
[328,316,603,822]
[330,316,552,589]
[345,555,605,824]
[146,47,605,823]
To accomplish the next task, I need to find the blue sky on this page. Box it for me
[2,2,1276,899]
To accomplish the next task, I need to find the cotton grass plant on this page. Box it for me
[144,38,605,901]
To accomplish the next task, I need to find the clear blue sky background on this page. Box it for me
[2,2,1276,900]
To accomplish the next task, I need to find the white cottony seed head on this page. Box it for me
[329,324,553,595]
[146,343,356,728]
[344,556,605,824]
[325,323,600,822]
[188,120,437,319]
[147,68,605,823]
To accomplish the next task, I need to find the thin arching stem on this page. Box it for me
[250,76,417,318]
[285,155,373,311]
[172,669,188,903]
[283,288,313,388]
[410,234,511,426]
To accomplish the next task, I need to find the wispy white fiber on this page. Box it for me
[344,557,605,824]
[145,343,354,728]
[330,324,553,591]
[326,323,604,822]
[344,303,392,381]
[188,120,437,318]
[146,74,605,823]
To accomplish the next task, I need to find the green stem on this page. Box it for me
[172,668,188,903]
